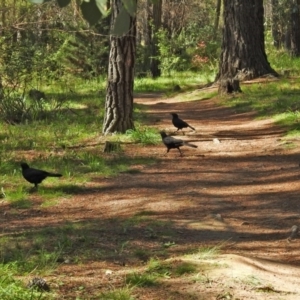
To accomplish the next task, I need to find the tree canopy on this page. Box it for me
[29,0,135,35]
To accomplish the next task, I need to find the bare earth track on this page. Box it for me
[2,88,300,299]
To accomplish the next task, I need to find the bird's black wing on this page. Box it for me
[164,136,183,146]
[180,119,189,126]
[23,168,48,182]
[175,118,189,128]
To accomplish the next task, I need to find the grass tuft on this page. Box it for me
[0,268,53,299]
[222,78,300,137]
[174,262,197,275]
[98,286,135,300]
[125,125,160,145]
[125,272,158,287]
[134,70,215,93]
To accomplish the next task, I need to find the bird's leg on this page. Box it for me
[29,186,37,193]
[177,148,183,156]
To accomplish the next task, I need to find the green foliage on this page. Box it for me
[95,0,111,17]
[58,30,109,79]
[181,23,220,72]
[156,28,188,74]
[57,0,71,8]
[81,0,136,35]
[155,24,219,75]
[0,91,68,124]
[81,1,102,26]
[111,7,131,36]
[0,21,68,89]
[29,0,135,36]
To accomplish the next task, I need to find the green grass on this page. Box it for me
[174,262,197,275]
[265,29,300,76]
[98,287,135,300]
[146,258,172,278]
[125,272,158,287]
[134,210,157,217]
[184,245,221,260]
[221,77,300,136]
[241,275,262,287]
[0,267,54,299]
[0,72,208,192]
[134,70,216,93]
[175,88,218,102]
[111,125,161,145]
[146,258,198,278]
[1,152,157,205]
[267,46,300,77]
[6,187,31,208]
[9,198,32,209]
[0,215,174,279]
[125,125,160,145]
[3,66,300,298]
[0,234,64,275]
[133,249,152,261]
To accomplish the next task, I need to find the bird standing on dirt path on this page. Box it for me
[160,131,197,156]
[171,113,195,133]
[21,163,62,189]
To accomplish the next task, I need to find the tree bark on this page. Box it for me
[289,0,300,56]
[271,0,281,48]
[102,0,136,134]
[150,0,162,78]
[216,0,278,93]
[213,0,222,38]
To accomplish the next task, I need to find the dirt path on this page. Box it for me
[5,90,300,299]
[129,92,300,299]
[134,92,300,253]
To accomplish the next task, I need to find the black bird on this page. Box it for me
[21,163,62,189]
[160,131,197,156]
[171,113,195,133]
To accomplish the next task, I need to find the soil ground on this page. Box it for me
[3,87,300,299]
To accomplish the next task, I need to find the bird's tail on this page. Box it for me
[184,142,197,148]
[188,125,195,130]
[47,173,62,177]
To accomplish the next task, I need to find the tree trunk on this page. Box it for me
[102,0,136,134]
[289,0,300,56]
[216,0,278,93]
[213,0,222,38]
[271,0,281,48]
[285,27,292,50]
[150,0,162,78]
